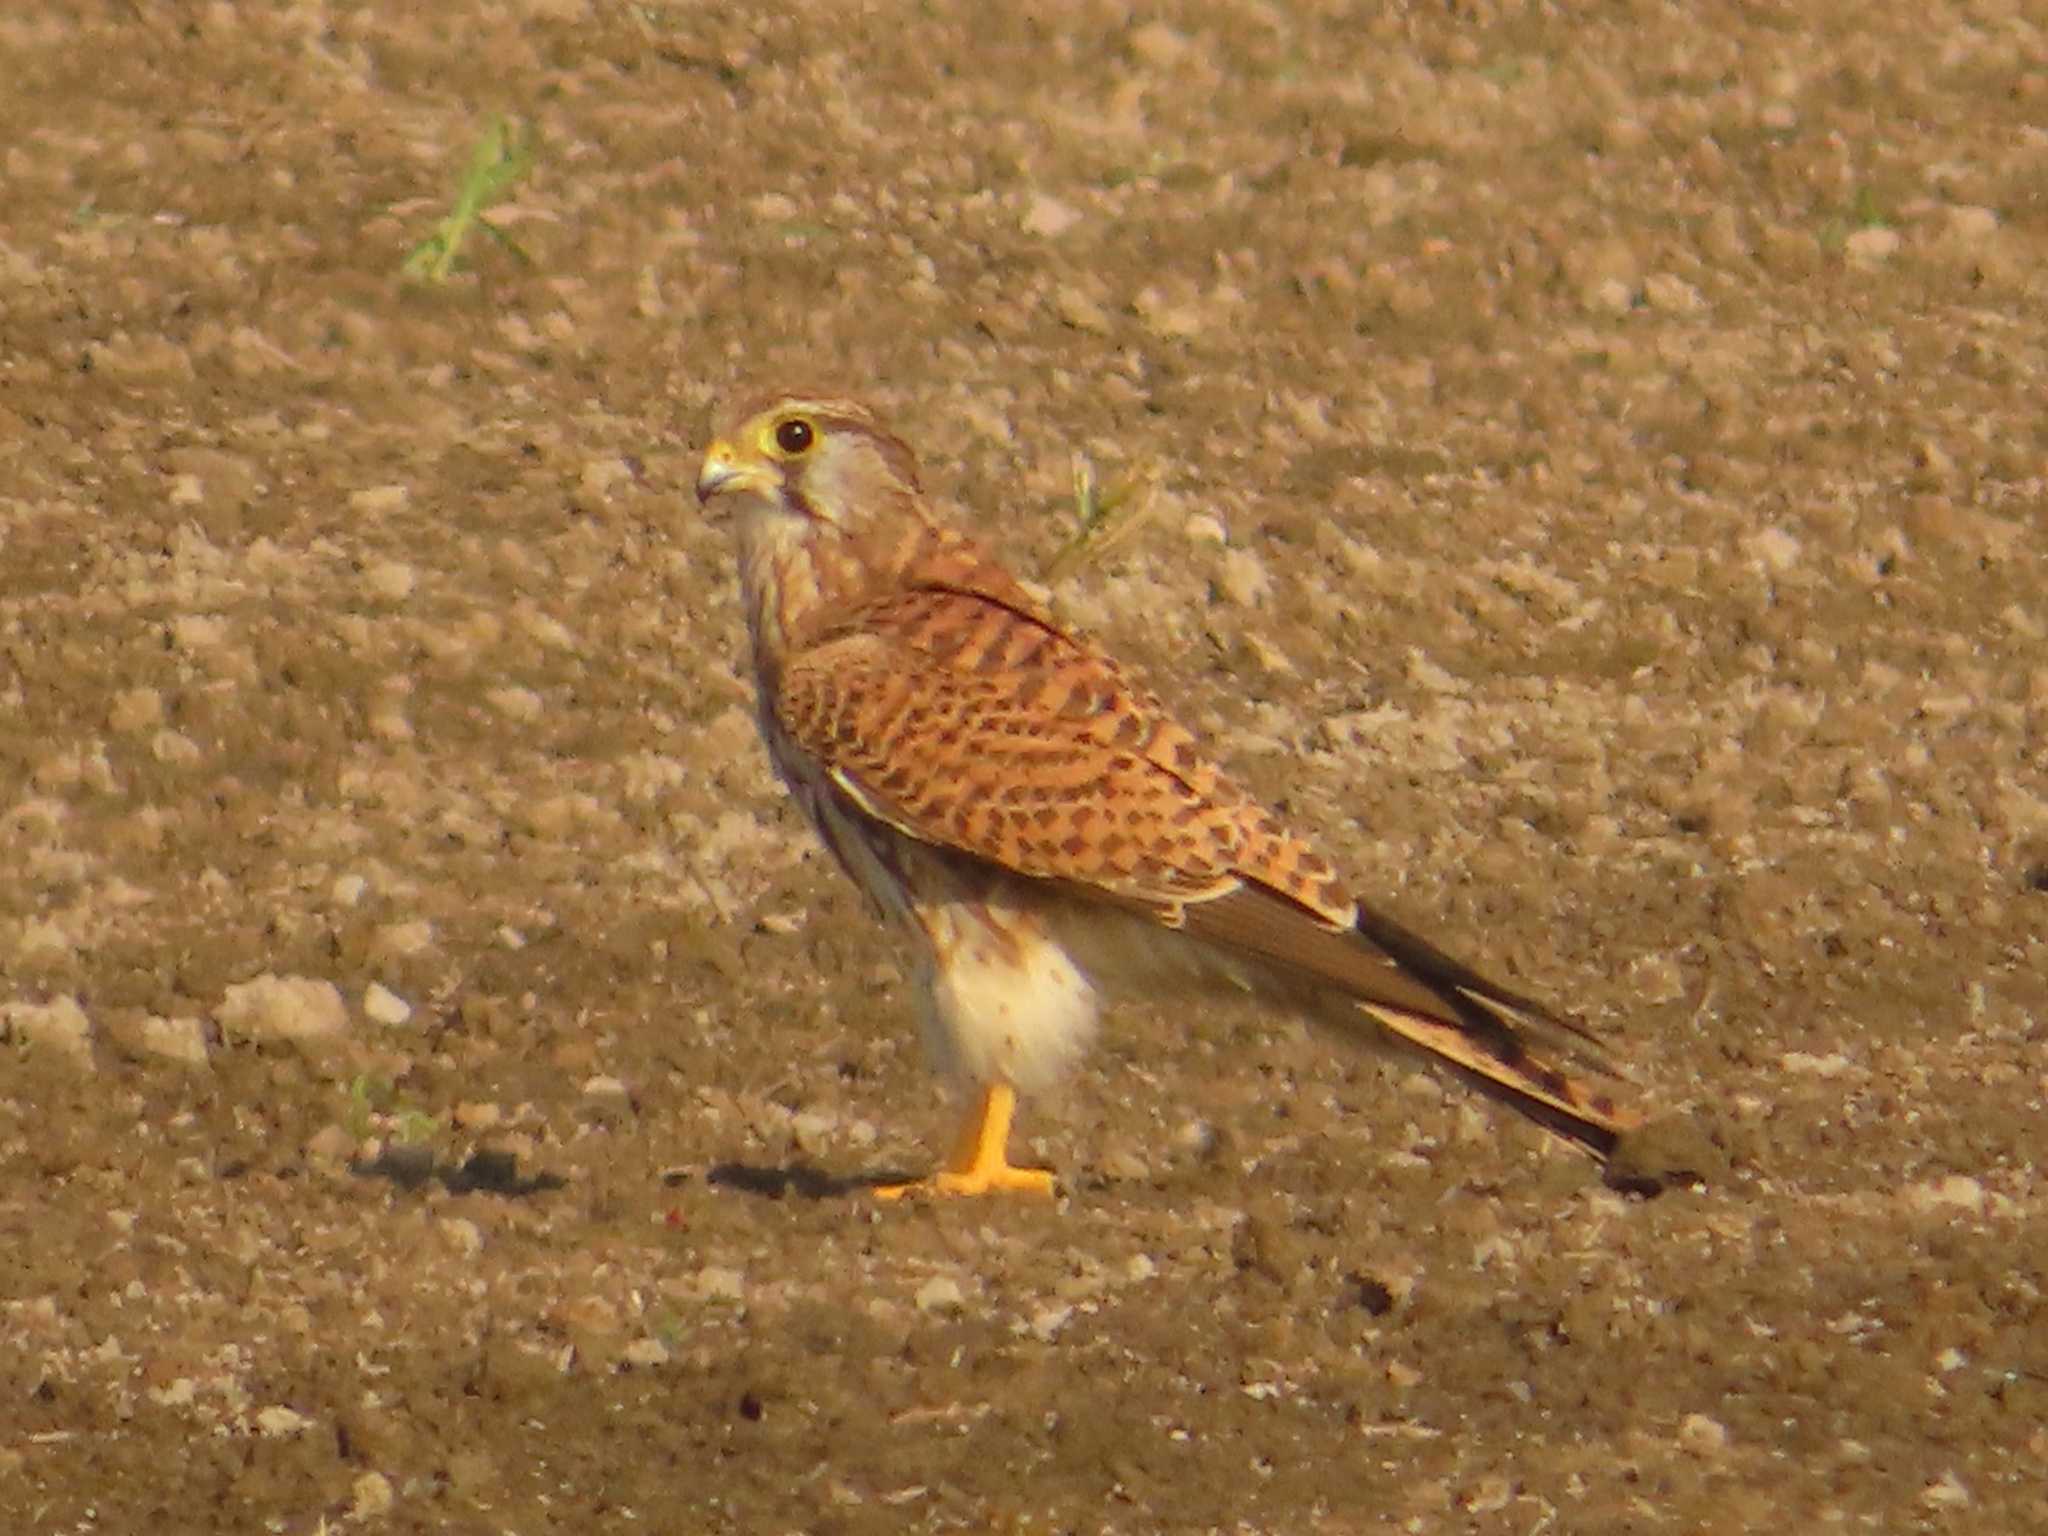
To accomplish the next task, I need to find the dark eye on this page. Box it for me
[774,418,815,454]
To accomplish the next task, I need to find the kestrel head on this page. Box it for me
[696,392,925,540]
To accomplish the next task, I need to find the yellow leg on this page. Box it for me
[872,1082,1056,1200]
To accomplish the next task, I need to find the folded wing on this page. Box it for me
[775,583,1637,1159]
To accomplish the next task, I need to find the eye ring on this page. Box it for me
[773,417,815,455]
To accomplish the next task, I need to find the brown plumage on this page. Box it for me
[696,390,1640,1197]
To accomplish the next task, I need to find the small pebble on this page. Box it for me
[694,1266,746,1302]
[361,560,415,602]
[151,728,203,766]
[217,974,348,1041]
[1920,1471,1970,1509]
[1029,1305,1073,1341]
[371,920,435,960]
[140,1015,209,1066]
[1903,1175,1984,1217]
[1099,1146,1151,1183]
[108,688,164,734]
[1644,273,1702,312]
[350,1472,395,1518]
[1844,226,1900,264]
[254,1405,313,1437]
[914,1276,965,1314]
[4,995,94,1063]
[623,1337,672,1368]
[1586,276,1635,314]
[1678,1413,1729,1456]
[1054,285,1112,334]
[1215,548,1271,607]
[487,687,544,722]
[1945,205,1998,241]
[349,484,410,515]
[305,1123,356,1163]
[453,1100,502,1130]
[363,983,413,1026]
[1021,193,1082,239]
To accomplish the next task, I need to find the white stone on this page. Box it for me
[1029,1305,1073,1341]
[363,983,413,1026]
[1587,276,1635,314]
[694,1266,746,1302]
[1904,1175,1985,1217]
[1216,548,1271,607]
[1920,1471,1970,1509]
[1844,226,1901,264]
[348,484,410,515]
[350,1472,395,1517]
[1945,205,1998,241]
[4,995,93,1064]
[108,688,164,733]
[1678,1413,1729,1456]
[623,1337,672,1368]
[216,974,348,1041]
[1644,273,1703,312]
[1021,193,1082,239]
[1744,525,1803,573]
[254,1405,313,1437]
[372,919,435,959]
[915,1276,965,1314]
[140,1015,209,1066]
[362,560,415,601]
[487,686,544,722]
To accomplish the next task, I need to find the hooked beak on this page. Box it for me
[696,439,778,506]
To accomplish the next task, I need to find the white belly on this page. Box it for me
[912,899,1100,1095]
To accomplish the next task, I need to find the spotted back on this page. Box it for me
[775,573,1356,927]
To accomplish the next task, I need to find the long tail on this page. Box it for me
[1176,885,1640,1161]
[1346,904,1639,1161]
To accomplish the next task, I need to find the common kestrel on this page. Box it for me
[695,391,1639,1198]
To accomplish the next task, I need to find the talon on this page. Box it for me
[871,1083,1055,1200]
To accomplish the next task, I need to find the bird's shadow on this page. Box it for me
[706,1160,914,1201]
[350,1146,566,1198]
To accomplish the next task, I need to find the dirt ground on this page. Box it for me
[3,2,2045,1531]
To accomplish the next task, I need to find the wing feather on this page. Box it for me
[776,587,1259,907]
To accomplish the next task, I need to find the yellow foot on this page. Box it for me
[870,1082,1057,1201]
[872,1163,1056,1200]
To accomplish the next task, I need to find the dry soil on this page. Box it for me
[2,2,2046,1533]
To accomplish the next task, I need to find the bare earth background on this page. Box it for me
[3,2,2046,1532]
